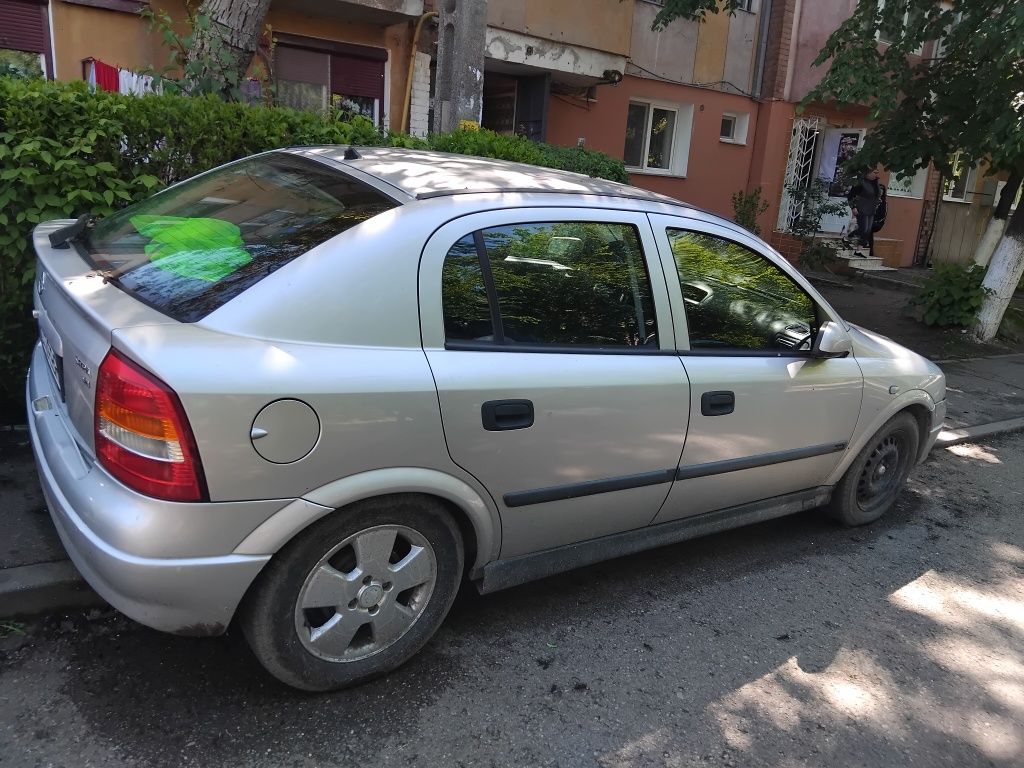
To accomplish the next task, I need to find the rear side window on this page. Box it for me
[441,221,658,349]
[83,153,397,322]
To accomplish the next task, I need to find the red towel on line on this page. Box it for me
[94,60,120,93]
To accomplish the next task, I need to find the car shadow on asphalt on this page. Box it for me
[7,438,1022,767]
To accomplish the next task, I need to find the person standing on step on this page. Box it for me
[846,168,882,258]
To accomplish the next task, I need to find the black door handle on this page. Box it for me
[482,399,534,431]
[701,390,735,416]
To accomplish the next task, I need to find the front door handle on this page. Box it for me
[701,390,735,416]
[482,399,534,431]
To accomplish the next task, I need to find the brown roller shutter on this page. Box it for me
[0,0,46,53]
[330,54,384,101]
[275,45,329,86]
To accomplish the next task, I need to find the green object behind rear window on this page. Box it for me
[130,215,252,282]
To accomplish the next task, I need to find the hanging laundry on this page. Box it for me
[117,68,158,96]
[92,60,119,93]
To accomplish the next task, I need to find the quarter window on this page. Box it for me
[667,229,817,352]
[440,222,659,349]
[441,235,494,342]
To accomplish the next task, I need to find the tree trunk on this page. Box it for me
[974,201,1024,341]
[974,173,1022,267]
[185,0,273,96]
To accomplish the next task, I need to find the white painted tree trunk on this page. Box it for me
[974,203,1024,341]
[973,215,1006,267]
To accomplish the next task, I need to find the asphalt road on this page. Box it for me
[2,433,1023,768]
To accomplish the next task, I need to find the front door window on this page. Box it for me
[666,229,817,352]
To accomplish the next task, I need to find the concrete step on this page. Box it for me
[831,251,897,272]
[849,261,897,272]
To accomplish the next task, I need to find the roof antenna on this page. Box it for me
[343,146,361,160]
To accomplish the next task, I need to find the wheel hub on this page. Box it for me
[356,583,384,609]
[858,436,903,504]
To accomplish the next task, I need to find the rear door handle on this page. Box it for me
[482,399,534,431]
[701,390,735,416]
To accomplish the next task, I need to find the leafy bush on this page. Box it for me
[0,77,627,420]
[731,186,769,236]
[785,179,849,270]
[909,263,990,327]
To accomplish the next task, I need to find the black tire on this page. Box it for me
[239,494,463,692]
[827,412,920,526]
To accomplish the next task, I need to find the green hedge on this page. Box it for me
[0,77,627,421]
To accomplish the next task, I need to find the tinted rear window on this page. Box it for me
[82,153,398,322]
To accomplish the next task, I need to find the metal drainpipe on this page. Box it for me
[401,11,438,134]
[753,0,773,100]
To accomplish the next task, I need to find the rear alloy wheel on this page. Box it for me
[827,412,920,526]
[240,495,463,691]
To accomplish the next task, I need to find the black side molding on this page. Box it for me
[502,442,848,509]
[481,487,833,593]
[676,442,847,481]
[504,467,676,509]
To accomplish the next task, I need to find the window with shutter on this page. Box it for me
[0,0,50,78]
[275,37,387,126]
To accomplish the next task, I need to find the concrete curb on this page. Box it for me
[0,560,104,618]
[935,416,1024,448]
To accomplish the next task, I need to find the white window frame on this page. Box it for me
[943,153,979,203]
[624,98,694,177]
[875,0,924,54]
[719,111,750,145]
[887,165,929,199]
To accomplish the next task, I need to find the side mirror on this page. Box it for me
[812,320,853,359]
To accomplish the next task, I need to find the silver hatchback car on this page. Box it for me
[28,148,945,690]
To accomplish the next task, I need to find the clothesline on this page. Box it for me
[83,58,159,96]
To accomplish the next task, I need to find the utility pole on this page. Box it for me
[431,0,488,133]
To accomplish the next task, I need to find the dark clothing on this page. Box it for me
[847,176,881,255]
[855,212,875,256]
[847,176,882,214]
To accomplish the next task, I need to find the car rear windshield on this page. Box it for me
[82,153,398,322]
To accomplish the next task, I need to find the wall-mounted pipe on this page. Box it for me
[401,11,438,134]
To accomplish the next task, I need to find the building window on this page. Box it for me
[274,39,386,126]
[887,166,929,199]
[0,48,43,78]
[876,0,924,52]
[0,0,52,78]
[934,3,962,60]
[719,111,749,144]
[738,0,758,12]
[944,153,979,203]
[623,99,693,176]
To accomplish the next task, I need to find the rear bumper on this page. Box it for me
[27,345,270,636]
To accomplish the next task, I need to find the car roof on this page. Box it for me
[288,146,695,209]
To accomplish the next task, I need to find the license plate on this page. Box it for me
[40,331,64,400]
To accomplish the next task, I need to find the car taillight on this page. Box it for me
[94,349,207,502]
